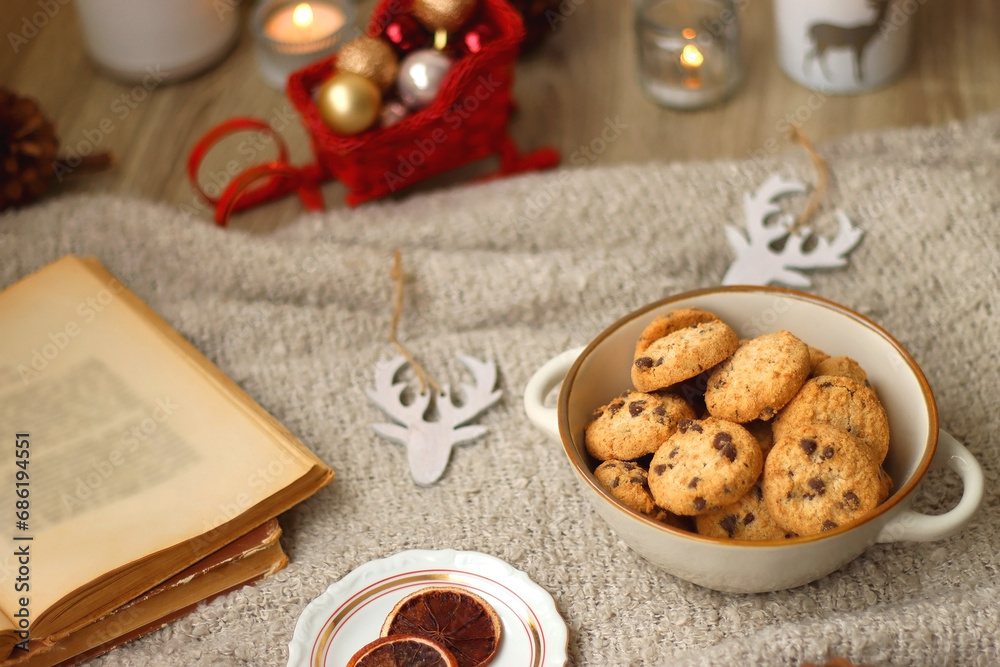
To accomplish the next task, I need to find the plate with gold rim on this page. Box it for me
[287,549,569,667]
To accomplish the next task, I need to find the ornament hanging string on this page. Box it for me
[389,250,442,395]
[369,249,504,486]
[787,126,828,234]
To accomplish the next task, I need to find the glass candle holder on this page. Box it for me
[251,0,357,90]
[635,0,743,110]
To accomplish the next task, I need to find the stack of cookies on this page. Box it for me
[584,307,893,540]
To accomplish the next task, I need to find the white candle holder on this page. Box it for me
[75,0,240,83]
[774,0,912,94]
[251,0,357,90]
[634,0,743,111]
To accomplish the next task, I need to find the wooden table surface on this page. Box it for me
[3,0,998,233]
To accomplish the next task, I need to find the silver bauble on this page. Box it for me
[380,100,409,128]
[396,49,452,110]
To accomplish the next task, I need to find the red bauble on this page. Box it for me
[457,21,495,56]
[380,15,431,55]
[507,0,563,52]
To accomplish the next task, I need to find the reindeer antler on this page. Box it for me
[779,210,863,273]
[721,175,863,288]
[437,355,503,427]
[366,354,503,486]
[366,356,433,430]
[736,173,806,249]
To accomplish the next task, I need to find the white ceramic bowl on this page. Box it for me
[524,287,984,593]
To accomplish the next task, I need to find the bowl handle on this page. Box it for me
[523,347,585,442]
[876,429,984,543]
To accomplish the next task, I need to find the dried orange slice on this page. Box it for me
[380,586,502,667]
[346,634,458,667]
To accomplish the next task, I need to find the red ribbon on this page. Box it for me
[187,118,326,227]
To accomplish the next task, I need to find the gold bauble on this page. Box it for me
[411,0,478,32]
[317,72,382,136]
[336,36,399,93]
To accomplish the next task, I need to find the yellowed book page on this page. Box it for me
[0,256,316,635]
[2,522,287,667]
[0,613,16,657]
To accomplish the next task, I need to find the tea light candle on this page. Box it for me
[634,0,743,110]
[265,2,343,42]
[252,0,356,89]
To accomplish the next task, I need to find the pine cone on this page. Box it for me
[0,87,114,212]
[0,87,59,211]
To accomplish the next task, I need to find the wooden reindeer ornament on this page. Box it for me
[722,173,863,288]
[366,250,503,486]
[723,129,863,288]
[367,355,502,486]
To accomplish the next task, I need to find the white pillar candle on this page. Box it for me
[773,0,914,94]
[75,0,240,83]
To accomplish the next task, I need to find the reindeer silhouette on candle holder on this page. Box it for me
[804,0,892,83]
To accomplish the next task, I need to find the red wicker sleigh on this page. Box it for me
[288,0,559,206]
[188,0,559,224]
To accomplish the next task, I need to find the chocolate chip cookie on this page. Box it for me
[694,479,793,540]
[762,423,890,536]
[594,460,689,528]
[704,330,811,423]
[647,417,763,516]
[594,459,658,516]
[773,375,890,464]
[807,345,830,372]
[743,419,775,460]
[585,390,696,461]
[812,355,869,384]
[632,317,740,393]
[634,307,721,356]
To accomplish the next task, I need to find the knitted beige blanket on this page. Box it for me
[1,112,998,666]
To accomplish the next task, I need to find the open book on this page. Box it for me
[3,518,288,667]
[0,256,334,660]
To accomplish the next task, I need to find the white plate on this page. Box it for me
[287,549,569,667]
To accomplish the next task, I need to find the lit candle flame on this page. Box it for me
[293,3,314,28]
[681,44,704,68]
